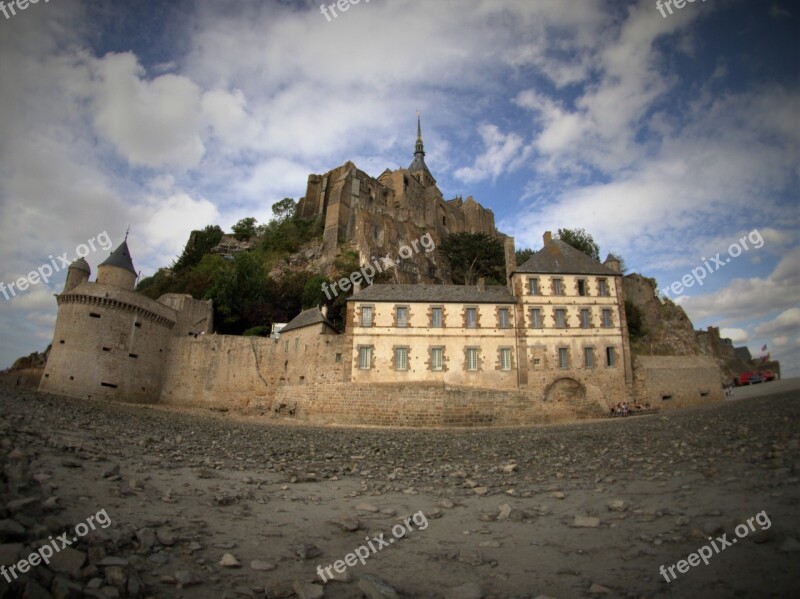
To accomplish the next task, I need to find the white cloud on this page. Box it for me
[720,328,748,344]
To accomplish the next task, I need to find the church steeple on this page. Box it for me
[408,112,436,186]
[415,112,425,157]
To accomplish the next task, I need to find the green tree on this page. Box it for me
[439,232,506,285]
[232,217,258,241]
[556,228,600,261]
[271,198,297,223]
[173,225,224,272]
[625,300,647,340]
[302,274,332,309]
[515,248,534,266]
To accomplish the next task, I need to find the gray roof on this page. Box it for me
[734,347,753,362]
[349,284,516,304]
[281,308,339,334]
[408,154,435,181]
[515,239,617,276]
[99,240,136,275]
[69,257,91,273]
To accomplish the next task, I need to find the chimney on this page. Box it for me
[543,231,553,246]
[320,304,329,318]
[503,236,516,292]
[477,277,485,292]
[353,280,362,293]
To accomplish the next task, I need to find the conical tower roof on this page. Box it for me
[99,240,136,275]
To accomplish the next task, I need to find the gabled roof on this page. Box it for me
[99,240,136,275]
[348,284,516,304]
[515,239,617,276]
[281,308,339,334]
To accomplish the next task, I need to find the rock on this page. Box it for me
[105,565,127,590]
[49,547,86,578]
[502,464,518,473]
[250,560,276,571]
[296,543,322,559]
[0,543,24,566]
[573,516,601,528]
[219,553,241,567]
[97,557,129,568]
[358,575,400,599]
[440,499,455,509]
[156,528,177,546]
[51,575,84,598]
[0,519,26,541]
[174,570,201,588]
[444,582,483,599]
[21,580,51,599]
[497,504,512,520]
[779,537,800,552]
[135,528,155,552]
[589,583,613,594]
[355,503,378,513]
[102,464,120,478]
[265,580,295,598]
[551,491,565,500]
[6,497,39,514]
[606,500,629,512]
[292,581,324,599]
[329,515,361,532]
[473,487,489,496]
[457,550,484,566]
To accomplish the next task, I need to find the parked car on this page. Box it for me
[738,372,760,385]
[749,373,763,384]
[760,370,776,382]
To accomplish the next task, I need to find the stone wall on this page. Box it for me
[632,355,723,408]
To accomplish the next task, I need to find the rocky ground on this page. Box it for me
[1,381,799,599]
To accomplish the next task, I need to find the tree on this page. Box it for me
[607,252,628,274]
[625,300,647,340]
[439,232,506,285]
[172,225,224,272]
[556,228,600,261]
[271,198,297,223]
[232,217,258,241]
[515,248,534,266]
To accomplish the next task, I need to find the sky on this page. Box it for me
[0,0,797,375]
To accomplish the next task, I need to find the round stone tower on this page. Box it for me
[96,239,137,290]
[63,258,90,293]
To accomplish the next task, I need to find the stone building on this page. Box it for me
[296,116,503,283]
[39,239,213,403]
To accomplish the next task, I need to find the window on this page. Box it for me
[578,279,587,296]
[134,322,142,328]
[500,348,512,371]
[395,347,408,371]
[89,313,101,319]
[361,306,373,327]
[128,353,138,359]
[584,347,594,368]
[396,306,408,328]
[606,347,616,367]
[466,307,477,329]
[100,382,118,389]
[555,309,567,328]
[528,278,539,295]
[530,308,543,328]
[335,353,342,363]
[466,348,479,371]
[294,338,299,351]
[602,309,613,328]
[498,308,510,329]
[558,347,569,369]
[431,307,443,328]
[598,279,609,296]
[553,278,564,295]
[580,309,591,329]
[358,346,372,370]
[284,341,289,353]
[431,347,444,371]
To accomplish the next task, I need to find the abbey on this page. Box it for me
[39,120,724,426]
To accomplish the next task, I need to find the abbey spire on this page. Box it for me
[408,113,436,187]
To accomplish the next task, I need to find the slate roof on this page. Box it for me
[99,240,136,275]
[348,284,516,304]
[515,239,617,276]
[281,308,339,334]
[69,257,91,273]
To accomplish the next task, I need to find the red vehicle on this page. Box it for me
[760,370,776,382]
[737,372,759,386]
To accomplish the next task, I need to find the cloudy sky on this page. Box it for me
[0,0,797,375]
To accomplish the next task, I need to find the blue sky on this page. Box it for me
[0,0,797,374]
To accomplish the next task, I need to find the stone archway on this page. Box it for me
[544,377,586,404]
